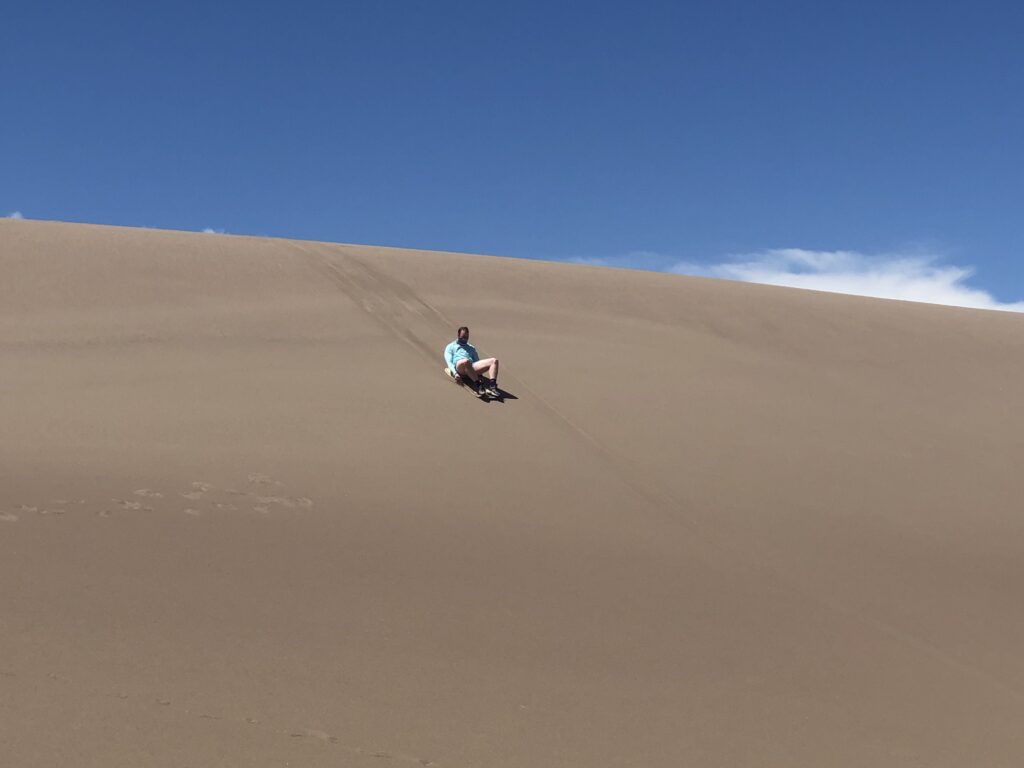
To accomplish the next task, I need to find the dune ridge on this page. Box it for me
[2,218,1023,767]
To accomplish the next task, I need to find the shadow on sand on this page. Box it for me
[481,388,518,403]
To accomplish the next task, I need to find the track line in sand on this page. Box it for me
[287,240,721,531]
[289,240,676,512]
[284,241,1024,704]
[289,241,442,362]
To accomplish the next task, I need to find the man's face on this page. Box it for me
[458,330,469,343]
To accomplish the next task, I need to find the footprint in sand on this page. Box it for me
[0,513,18,523]
[305,729,339,744]
[183,508,202,517]
[114,499,153,512]
[16,505,58,516]
[247,473,281,486]
[252,505,270,515]
[133,489,163,498]
[289,730,337,744]
[181,491,203,501]
[191,482,213,492]
[247,495,315,512]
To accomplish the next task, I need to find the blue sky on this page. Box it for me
[3,1,1023,309]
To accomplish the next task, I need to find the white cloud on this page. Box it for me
[669,249,1024,313]
[202,227,226,234]
[563,251,674,271]
[5,211,24,219]
[565,256,613,266]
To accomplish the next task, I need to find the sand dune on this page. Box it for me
[2,218,1023,767]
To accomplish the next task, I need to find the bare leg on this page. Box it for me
[455,359,481,383]
[473,358,499,382]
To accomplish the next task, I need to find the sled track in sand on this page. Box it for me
[289,239,1024,706]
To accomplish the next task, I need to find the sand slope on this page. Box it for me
[2,219,1023,767]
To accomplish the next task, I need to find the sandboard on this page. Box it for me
[444,367,500,400]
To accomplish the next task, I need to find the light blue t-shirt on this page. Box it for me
[444,339,479,372]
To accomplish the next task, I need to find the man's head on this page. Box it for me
[457,326,470,343]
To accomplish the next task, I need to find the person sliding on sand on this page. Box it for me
[444,326,500,397]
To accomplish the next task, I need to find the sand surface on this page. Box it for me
[2,219,1023,766]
